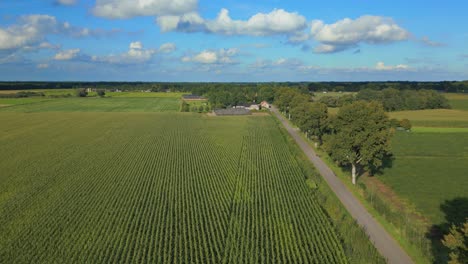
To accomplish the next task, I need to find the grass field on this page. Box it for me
[107,92,187,98]
[445,93,468,111]
[379,131,468,224]
[388,109,468,128]
[0,109,385,263]
[0,97,180,112]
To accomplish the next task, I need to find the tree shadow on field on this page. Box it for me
[426,197,468,263]
[367,153,395,178]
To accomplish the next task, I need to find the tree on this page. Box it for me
[97,89,106,97]
[324,101,393,185]
[442,220,468,264]
[291,102,329,146]
[399,119,412,131]
[76,88,88,97]
[198,105,204,113]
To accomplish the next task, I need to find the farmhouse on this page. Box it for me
[260,101,271,109]
[233,103,259,110]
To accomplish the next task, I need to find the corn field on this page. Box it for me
[0,112,350,263]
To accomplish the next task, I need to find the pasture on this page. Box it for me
[445,93,468,111]
[0,97,179,112]
[0,110,381,263]
[379,131,468,224]
[388,109,468,128]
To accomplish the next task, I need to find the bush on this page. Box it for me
[399,119,412,131]
[76,89,88,97]
[97,89,106,97]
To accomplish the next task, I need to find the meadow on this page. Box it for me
[446,93,468,111]
[0,97,180,112]
[379,131,468,224]
[0,98,383,263]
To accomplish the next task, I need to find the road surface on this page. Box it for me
[271,106,413,264]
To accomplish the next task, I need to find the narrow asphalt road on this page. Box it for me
[271,107,413,264]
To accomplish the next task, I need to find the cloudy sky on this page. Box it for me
[0,0,467,81]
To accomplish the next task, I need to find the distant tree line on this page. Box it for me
[1,81,467,93]
[318,88,450,111]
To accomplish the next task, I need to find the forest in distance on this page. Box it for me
[1,81,468,93]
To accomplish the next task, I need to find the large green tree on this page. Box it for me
[291,102,329,146]
[324,101,393,185]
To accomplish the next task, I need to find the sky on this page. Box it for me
[0,0,467,82]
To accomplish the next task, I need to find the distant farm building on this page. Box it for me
[182,94,206,101]
[260,101,271,109]
[233,103,259,111]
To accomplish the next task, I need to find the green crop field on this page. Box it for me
[0,109,380,263]
[0,97,179,112]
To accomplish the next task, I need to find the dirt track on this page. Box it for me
[271,106,413,264]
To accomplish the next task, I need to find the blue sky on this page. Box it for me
[0,0,467,81]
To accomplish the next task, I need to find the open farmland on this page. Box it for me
[379,131,468,224]
[388,109,468,128]
[0,97,179,112]
[0,111,377,263]
[445,93,468,111]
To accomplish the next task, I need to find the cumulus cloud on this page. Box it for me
[250,58,304,70]
[375,62,409,71]
[54,49,81,60]
[56,0,77,5]
[0,14,121,51]
[310,15,410,53]
[182,48,239,64]
[157,8,307,36]
[92,41,157,64]
[159,43,176,53]
[93,0,198,19]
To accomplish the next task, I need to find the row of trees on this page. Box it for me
[318,88,450,111]
[275,88,394,185]
[2,81,467,93]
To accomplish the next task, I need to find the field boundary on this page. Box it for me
[271,106,413,264]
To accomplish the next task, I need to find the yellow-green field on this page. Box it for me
[445,93,468,111]
[388,109,468,128]
[380,94,468,224]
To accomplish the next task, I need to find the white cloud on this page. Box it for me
[54,49,80,60]
[93,0,198,19]
[157,12,207,32]
[157,8,307,36]
[0,15,58,50]
[250,58,304,69]
[0,14,119,51]
[182,48,239,64]
[375,62,409,71]
[159,42,176,53]
[92,42,157,64]
[310,15,410,53]
[56,0,77,5]
[37,63,49,69]
[420,36,444,47]
[129,41,143,50]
